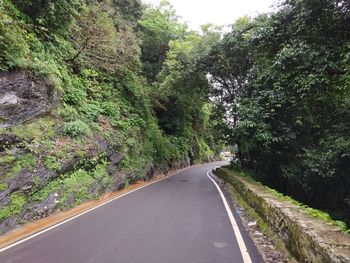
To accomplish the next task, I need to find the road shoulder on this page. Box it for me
[210,171,294,262]
[0,165,196,251]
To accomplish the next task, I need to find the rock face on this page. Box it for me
[0,70,193,237]
[0,216,20,236]
[215,168,350,263]
[23,193,59,221]
[0,71,52,128]
[0,134,19,151]
[12,168,57,191]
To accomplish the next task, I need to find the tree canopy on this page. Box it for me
[0,0,349,231]
[207,0,350,225]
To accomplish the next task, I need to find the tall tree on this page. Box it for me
[206,0,350,223]
[139,1,186,82]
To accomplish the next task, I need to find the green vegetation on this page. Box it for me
[63,120,90,138]
[0,0,222,226]
[44,156,62,172]
[0,183,7,192]
[207,1,350,226]
[0,0,220,171]
[219,168,350,234]
[17,153,37,171]
[0,0,348,235]
[0,193,26,221]
[224,183,295,262]
[267,188,350,233]
[31,165,108,208]
[11,118,55,141]
[0,151,15,164]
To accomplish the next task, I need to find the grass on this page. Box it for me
[17,153,37,171]
[11,117,55,141]
[0,193,26,221]
[0,151,16,164]
[31,167,99,208]
[219,167,350,234]
[44,156,62,172]
[0,183,7,192]
[267,188,350,233]
[2,153,37,180]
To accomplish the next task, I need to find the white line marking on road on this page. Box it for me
[207,170,252,263]
[0,165,198,253]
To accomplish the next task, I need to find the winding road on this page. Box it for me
[0,162,262,263]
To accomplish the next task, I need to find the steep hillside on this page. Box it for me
[0,0,220,234]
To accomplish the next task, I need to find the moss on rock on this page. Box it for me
[214,168,350,263]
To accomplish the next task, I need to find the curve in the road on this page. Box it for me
[0,162,262,263]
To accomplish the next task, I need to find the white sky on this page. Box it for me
[142,0,277,31]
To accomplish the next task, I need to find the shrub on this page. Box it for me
[58,104,80,121]
[17,153,37,171]
[80,103,102,120]
[0,1,30,71]
[63,85,87,106]
[63,120,89,137]
[101,102,119,117]
[44,156,62,171]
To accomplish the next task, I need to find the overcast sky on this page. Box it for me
[142,0,277,31]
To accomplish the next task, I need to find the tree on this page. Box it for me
[111,0,143,23]
[68,4,140,73]
[139,1,186,82]
[206,0,350,224]
[12,0,83,33]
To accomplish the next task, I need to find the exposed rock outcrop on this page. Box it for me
[23,193,60,221]
[0,134,19,151]
[0,216,20,236]
[0,71,53,128]
[0,70,193,237]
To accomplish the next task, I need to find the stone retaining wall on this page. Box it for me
[214,168,350,263]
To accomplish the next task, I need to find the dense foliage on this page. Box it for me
[1,0,349,231]
[207,0,350,224]
[0,0,221,226]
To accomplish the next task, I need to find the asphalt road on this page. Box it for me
[0,162,262,263]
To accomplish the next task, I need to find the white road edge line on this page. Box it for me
[0,165,195,253]
[207,170,252,263]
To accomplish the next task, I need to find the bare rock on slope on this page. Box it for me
[0,71,53,128]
